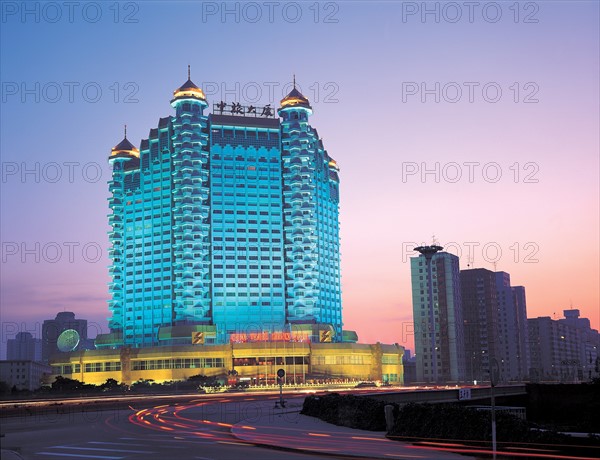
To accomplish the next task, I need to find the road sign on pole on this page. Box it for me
[275,368,286,408]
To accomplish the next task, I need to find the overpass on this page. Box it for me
[368,384,527,404]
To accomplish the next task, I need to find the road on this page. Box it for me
[3,388,597,460]
[0,392,332,460]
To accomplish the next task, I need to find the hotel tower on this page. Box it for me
[101,72,343,348]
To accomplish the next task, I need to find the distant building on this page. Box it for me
[461,269,530,383]
[42,312,90,363]
[7,332,42,361]
[0,360,52,391]
[511,285,530,380]
[495,273,530,381]
[461,268,499,383]
[402,349,417,384]
[528,310,599,382]
[411,249,465,383]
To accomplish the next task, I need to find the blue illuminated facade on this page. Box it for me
[106,74,342,348]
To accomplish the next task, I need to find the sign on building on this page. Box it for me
[192,332,205,345]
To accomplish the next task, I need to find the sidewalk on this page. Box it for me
[231,402,464,459]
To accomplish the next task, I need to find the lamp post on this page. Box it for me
[490,357,500,460]
[289,323,297,385]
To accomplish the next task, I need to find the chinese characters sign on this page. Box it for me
[213,101,276,118]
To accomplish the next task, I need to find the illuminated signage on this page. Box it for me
[319,330,332,342]
[229,331,310,343]
[213,102,275,118]
[192,332,205,345]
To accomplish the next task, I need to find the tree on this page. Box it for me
[51,376,84,392]
[187,374,221,390]
[130,379,155,392]
[100,378,125,392]
[0,380,10,396]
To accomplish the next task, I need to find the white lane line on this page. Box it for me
[36,453,123,459]
[88,441,147,447]
[51,446,155,454]
[119,436,215,445]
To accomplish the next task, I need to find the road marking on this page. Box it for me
[52,446,155,454]
[36,453,123,459]
[88,441,147,447]
[120,436,215,445]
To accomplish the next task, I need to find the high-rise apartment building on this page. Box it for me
[104,74,342,348]
[495,272,530,381]
[461,269,530,383]
[510,284,530,379]
[411,249,465,383]
[529,309,599,382]
[461,268,499,383]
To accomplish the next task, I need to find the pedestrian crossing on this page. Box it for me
[34,437,216,459]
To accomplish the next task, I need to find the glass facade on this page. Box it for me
[107,77,342,347]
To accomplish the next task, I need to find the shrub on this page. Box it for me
[301,393,397,431]
[387,403,568,445]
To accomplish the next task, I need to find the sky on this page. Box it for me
[1,1,598,358]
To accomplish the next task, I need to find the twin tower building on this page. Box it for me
[98,73,344,348]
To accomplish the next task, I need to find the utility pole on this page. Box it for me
[490,357,499,460]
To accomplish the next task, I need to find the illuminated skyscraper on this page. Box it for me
[103,72,342,348]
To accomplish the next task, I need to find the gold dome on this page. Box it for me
[172,79,207,102]
[172,65,207,103]
[280,86,312,110]
[110,126,140,159]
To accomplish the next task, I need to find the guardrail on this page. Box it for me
[367,384,527,404]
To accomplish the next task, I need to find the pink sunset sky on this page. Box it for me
[1,2,598,357]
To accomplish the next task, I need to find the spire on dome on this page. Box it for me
[171,66,207,103]
[280,76,312,110]
[110,124,139,159]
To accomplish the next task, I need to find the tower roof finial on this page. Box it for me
[293,74,296,89]
[172,67,207,104]
[111,124,139,159]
